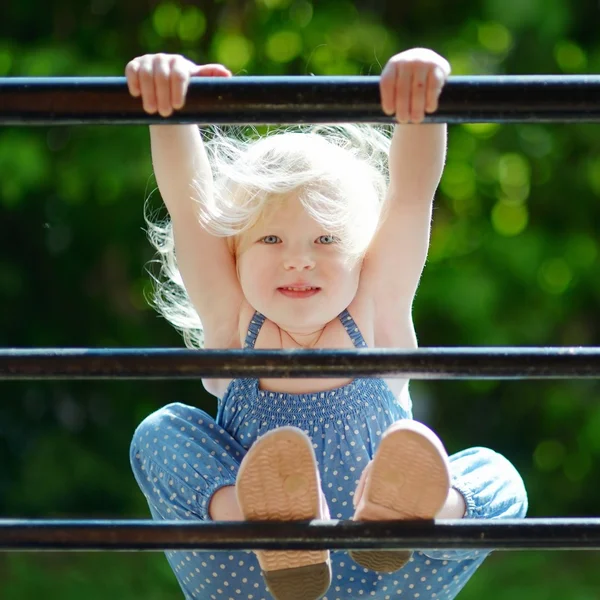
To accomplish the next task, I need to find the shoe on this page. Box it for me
[236,426,331,600]
[349,420,451,573]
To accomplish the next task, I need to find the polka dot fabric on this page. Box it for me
[130,310,528,600]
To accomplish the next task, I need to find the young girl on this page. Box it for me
[127,48,528,600]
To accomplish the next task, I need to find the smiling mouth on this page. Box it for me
[277,286,321,298]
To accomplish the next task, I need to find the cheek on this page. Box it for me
[236,253,252,293]
[338,261,362,297]
[329,256,360,282]
[319,257,359,302]
[345,268,361,294]
[237,250,274,296]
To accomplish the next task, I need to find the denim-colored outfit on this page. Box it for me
[130,309,528,600]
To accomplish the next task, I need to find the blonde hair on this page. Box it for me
[146,123,393,348]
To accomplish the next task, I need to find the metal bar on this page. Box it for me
[0,519,598,551]
[1,347,600,380]
[2,75,600,125]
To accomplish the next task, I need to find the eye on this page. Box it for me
[316,235,338,245]
[261,235,281,244]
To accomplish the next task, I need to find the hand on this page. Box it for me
[379,48,450,124]
[125,54,232,117]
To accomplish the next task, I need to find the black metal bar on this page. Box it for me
[0,519,598,551]
[2,75,600,125]
[1,347,600,380]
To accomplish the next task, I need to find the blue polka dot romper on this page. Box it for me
[130,309,528,600]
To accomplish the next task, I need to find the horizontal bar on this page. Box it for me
[2,75,600,125]
[1,347,600,380]
[0,519,598,551]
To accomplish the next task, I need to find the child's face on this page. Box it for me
[236,195,362,333]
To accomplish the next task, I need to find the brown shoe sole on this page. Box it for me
[236,427,331,599]
[350,421,450,573]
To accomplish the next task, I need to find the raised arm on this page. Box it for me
[126,55,244,348]
[360,49,450,346]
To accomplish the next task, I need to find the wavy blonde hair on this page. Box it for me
[145,123,393,348]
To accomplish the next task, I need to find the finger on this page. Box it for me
[379,62,396,116]
[425,66,445,113]
[193,63,232,77]
[125,59,141,97]
[138,55,158,114]
[410,63,429,123]
[171,57,190,110]
[395,62,412,123]
[153,55,173,117]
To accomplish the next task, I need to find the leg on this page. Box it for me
[347,441,527,599]
[437,487,467,519]
[208,485,243,521]
[130,402,271,599]
[235,426,331,600]
[422,445,528,561]
[349,419,451,572]
[392,446,528,600]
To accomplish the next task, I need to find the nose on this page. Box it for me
[283,248,316,271]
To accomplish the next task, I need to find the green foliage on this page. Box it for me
[2,0,600,598]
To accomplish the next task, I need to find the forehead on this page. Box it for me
[254,195,318,229]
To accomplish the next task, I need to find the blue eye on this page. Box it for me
[261,235,280,244]
[317,235,338,244]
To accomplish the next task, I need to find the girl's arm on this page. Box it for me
[359,49,449,346]
[127,55,244,348]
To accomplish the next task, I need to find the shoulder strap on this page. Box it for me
[243,311,266,349]
[338,309,368,348]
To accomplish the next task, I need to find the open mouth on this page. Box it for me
[277,286,321,298]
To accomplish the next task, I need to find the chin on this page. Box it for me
[267,307,323,329]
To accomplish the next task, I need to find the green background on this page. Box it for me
[2,0,600,597]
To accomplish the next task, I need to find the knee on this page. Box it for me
[129,403,184,471]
